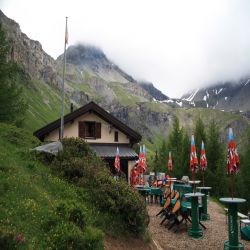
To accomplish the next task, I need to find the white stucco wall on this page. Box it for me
[45,112,130,144]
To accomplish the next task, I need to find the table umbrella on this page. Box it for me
[138,145,147,173]
[227,128,240,198]
[190,134,199,180]
[200,141,207,186]
[138,145,147,184]
[167,151,173,172]
[114,146,120,172]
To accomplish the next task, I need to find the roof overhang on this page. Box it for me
[90,144,138,160]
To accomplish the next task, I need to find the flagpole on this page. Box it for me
[60,16,68,140]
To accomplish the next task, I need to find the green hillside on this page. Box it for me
[22,79,70,131]
[0,123,147,249]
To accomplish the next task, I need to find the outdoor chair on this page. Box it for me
[166,200,182,230]
[156,195,171,218]
[160,196,180,226]
[170,189,176,199]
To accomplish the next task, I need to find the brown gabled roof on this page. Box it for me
[33,101,142,143]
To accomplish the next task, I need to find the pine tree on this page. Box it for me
[206,120,226,196]
[180,131,190,177]
[167,116,184,178]
[194,116,206,159]
[0,24,27,125]
[238,126,250,211]
[158,140,168,173]
[194,117,207,182]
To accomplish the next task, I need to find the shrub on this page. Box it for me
[60,137,94,159]
[82,226,104,250]
[42,138,148,236]
[47,222,85,250]
[0,229,26,250]
[56,200,88,229]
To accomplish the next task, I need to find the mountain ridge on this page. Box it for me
[181,78,250,114]
[1,9,249,144]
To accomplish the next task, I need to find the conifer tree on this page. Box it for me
[206,120,226,195]
[238,126,250,210]
[180,131,190,177]
[158,140,168,173]
[194,116,206,159]
[167,116,184,178]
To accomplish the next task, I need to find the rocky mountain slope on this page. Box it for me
[181,78,250,115]
[138,81,169,101]
[1,9,249,144]
[57,44,154,106]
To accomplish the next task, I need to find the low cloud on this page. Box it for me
[1,0,250,98]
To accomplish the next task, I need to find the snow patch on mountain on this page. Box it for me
[217,88,223,95]
[176,101,183,107]
[183,88,199,102]
[244,79,250,86]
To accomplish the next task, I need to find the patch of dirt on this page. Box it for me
[104,235,155,250]
[147,200,250,250]
[104,200,250,250]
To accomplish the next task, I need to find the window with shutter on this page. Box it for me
[95,122,101,138]
[78,122,85,138]
[114,131,118,142]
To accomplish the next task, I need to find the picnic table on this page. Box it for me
[189,180,201,193]
[135,186,162,203]
[185,192,205,239]
[220,197,246,249]
[174,184,192,193]
[197,186,212,221]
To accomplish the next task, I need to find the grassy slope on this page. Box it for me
[0,124,94,248]
[22,80,70,131]
[0,123,149,249]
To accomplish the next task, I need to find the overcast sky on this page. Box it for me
[1,0,250,98]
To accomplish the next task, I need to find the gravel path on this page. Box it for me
[147,201,250,250]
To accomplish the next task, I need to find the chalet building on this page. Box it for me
[33,101,141,181]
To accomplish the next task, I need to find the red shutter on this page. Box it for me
[95,122,101,138]
[79,122,85,138]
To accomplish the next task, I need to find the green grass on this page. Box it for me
[22,80,70,131]
[67,81,95,96]
[0,123,148,249]
[109,83,141,106]
[0,123,91,248]
[143,102,171,113]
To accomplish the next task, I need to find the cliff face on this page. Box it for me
[1,9,249,143]
[0,10,60,87]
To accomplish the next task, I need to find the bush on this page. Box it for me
[60,137,94,159]
[82,226,104,250]
[42,138,148,236]
[47,222,85,250]
[0,228,26,249]
[56,200,88,229]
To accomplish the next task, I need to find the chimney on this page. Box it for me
[70,103,74,113]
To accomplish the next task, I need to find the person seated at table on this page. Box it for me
[148,175,154,187]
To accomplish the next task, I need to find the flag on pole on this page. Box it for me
[114,147,120,172]
[227,128,240,175]
[167,151,173,172]
[60,17,68,140]
[190,134,199,173]
[200,141,207,171]
[65,17,68,44]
